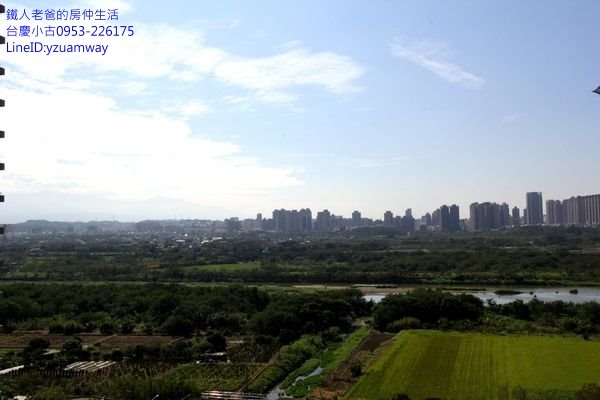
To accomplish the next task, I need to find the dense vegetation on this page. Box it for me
[373,289,484,331]
[485,298,600,336]
[373,288,600,336]
[0,283,367,341]
[2,226,600,285]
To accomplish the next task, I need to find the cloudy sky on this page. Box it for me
[1,0,599,222]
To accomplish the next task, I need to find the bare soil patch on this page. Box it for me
[309,330,393,400]
[0,333,180,349]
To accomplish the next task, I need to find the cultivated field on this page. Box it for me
[346,330,600,400]
[165,362,262,392]
[0,333,180,349]
[0,333,110,348]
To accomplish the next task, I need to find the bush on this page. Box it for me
[322,326,342,342]
[387,317,421,332]
[27,338,50,350]
[48,321,64,334]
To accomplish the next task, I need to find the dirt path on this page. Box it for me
[309,330,393,400]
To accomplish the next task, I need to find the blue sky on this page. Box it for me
[1,0,599,222]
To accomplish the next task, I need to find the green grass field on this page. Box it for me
[346,330,600,400]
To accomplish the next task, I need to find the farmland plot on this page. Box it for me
[166,362,262,392]
[346,330,600,400]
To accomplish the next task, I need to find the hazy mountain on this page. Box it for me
[0,191,234,223]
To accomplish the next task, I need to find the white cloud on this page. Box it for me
[223,91,298,107]
[214,49,363,95]
[119,81,147,96]
[165,99,212,118]
[222,95,259,112]
[390,38,484,89]
[224,95,251,105]
[255,91,297,105]
[5,22,363,104]
[2,84,302,204]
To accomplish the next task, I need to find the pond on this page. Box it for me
[364,286,600,305]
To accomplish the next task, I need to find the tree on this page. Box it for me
[373,289,483,331]
[27,338,50,351]
[161,314,194,336]
[62,337,89,362]
[62,338,82,353]
[206,332,226,352]
[22,339,50,368]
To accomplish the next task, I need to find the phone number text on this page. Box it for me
[6,25,134,37]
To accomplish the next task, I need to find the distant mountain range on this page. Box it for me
[0,191,234,223]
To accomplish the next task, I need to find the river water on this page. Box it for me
[266,365,323,400]
[364,286,600,305]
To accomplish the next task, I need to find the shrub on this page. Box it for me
[387,317,421,332]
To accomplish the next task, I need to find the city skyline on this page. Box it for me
[3,189,600,224]
[6,190,600,233]
[1,1,599,222]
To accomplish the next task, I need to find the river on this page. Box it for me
[266,365,323,400]
[364,286,600,304]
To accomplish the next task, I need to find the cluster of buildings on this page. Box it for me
[467,192,544,231]
[546,194,600,226]
[512,192,600,228]
[469,202,514,231]
[256,208,358,233]
[257,204,462,234]
[254,191,600,234]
